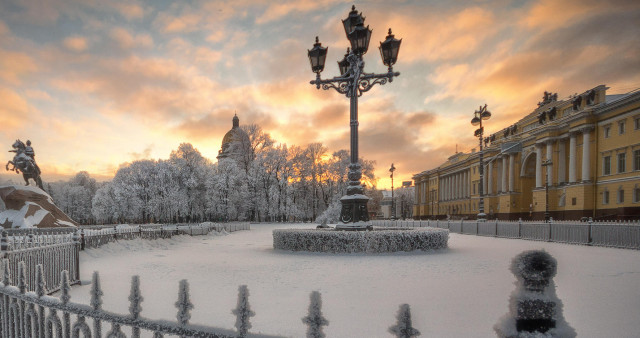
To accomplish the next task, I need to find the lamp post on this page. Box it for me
[542,159,552,222]
[308,5,401,230]
[389,163,396,220]
[471,104,491,221]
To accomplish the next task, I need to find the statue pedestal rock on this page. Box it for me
[0,185,78,228]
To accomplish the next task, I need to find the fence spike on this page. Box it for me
[129,275,143,320]
[388,304,421,338]
[60,270,71,304]
[302,290,329,338]
[90,271,104,311]
[35,264,47,297]
[18,261,27,293]
[175,279,193,326]
[232,284,255,338]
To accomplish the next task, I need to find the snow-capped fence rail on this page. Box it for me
[0,259,282,338]
[80,222,250,250]
[371,219,640,249]
[0,230,80,295]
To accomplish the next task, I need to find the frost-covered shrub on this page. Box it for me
[389,304,421,338]
[273,228,448,253]
[494,250,576,338]
[315,199,341,225]
[302,291,329,338]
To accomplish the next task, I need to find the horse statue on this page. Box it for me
[5,139,43,189]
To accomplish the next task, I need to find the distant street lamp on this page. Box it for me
[471,104,491,221]
[542,159,552,222]
[308,5,401,230]
[389,163,396,220]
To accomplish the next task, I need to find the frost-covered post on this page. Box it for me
[129,275,143,338]
[232,285,255,337]
[494,250,576,337]
[175,279,193,328]
[0,230,8,254]
[90,271,104,337]
[389,304,420,338]
[302,291,329,338]
[60,270,71,337]
[35,264,46,335]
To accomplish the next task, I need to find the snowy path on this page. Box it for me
[68,223,640,338]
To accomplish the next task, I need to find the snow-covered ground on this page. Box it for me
[68,223,640,338]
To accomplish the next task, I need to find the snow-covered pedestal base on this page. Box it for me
[272,227,449,253]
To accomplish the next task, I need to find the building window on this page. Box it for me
[603,155,611,175]
[634,149,640,171]
[603,126,611,138]
[618,153,626,173]
[473,182,476,195]
[572,197,577,206]
[618,188,625,204]
[619,120,626,135]
[634,186,640,203]
[603,190,609,205]
[635,117,640,130]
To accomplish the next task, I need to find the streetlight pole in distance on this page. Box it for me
[307,5,402,230]
[389,163,396,220]
[471,104,492,221]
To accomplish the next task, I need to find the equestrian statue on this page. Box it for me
[6,139,43,189]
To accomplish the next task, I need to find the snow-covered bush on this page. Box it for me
[302,291,329,338]
[389,304,421,338]
[494,250,576,338]
[273,228,448,253]
[315,199,341,225]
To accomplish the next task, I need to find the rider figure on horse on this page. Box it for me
[6,139,43,189]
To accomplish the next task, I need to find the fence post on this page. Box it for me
[518,218,522,238]
[548,217,553,242]
[0,230,7,258]
[588,217,593,245]
[73,229,81,283]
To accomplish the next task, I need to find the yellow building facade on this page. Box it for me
[413,85,640,220]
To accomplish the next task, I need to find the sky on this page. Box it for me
[1,0,639,189]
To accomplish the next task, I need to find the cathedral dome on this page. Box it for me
[217,114,250,160]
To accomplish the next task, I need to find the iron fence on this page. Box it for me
[372,219,640,249]
[0,259,282,338]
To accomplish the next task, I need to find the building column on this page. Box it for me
[502,156,508,193]
[465,170,469,197]
[509,154,515,192]
[546,140,553,185]
[487,161,493,195]
[582,128,591,182]
[569,132,577,183]
[536,144,543,188]
[558,139,566,184]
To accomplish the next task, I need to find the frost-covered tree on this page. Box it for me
[302,291,329,338]
[388,304,421,338]
[232,285,255,337]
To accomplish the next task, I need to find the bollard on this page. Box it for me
[494,250,575,337]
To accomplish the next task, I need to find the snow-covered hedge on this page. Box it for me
[272,227,448,253]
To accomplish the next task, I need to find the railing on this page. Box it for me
[371,219,640,249]
[0,231,79,295]
[80,223,250,250]
[0,259,282,338]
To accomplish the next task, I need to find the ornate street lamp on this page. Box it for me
[308,5,401,230]
[307,37,328,74]
[389,163,396,220]
[471,104,491,221]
